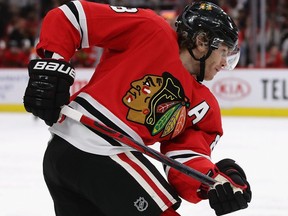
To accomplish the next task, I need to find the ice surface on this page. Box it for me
[1,113,288,216]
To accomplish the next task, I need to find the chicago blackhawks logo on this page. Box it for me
[122,72,189,139]
[200,2,213,11]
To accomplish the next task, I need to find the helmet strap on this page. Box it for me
[188,47,213,82]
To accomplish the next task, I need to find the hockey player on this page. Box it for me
[23,1,251,216]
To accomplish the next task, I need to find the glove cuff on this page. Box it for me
[197,159,248,199]
[28,59,75,86]
[216,158,247,179]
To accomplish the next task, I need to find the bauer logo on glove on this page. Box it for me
[32,60,76,80]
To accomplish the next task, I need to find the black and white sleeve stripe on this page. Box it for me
[163,150,211,175]
[59,1,89,49]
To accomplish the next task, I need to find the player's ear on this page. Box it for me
[195,35,208,53]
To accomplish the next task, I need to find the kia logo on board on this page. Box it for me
[212,77,251,100]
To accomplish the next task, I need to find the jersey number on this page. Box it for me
[188,101,210,124]
[110,6,138,13]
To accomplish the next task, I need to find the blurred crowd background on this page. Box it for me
[0,0,288,68]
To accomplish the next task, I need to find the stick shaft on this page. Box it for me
[61,105,216,187]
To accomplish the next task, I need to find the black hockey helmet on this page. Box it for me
[176,1,238,50]
[175,1,239,81]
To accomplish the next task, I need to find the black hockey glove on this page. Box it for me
[207,159,252,216]
[23,59,75,126]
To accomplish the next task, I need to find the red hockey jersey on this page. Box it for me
[36,1,223,203]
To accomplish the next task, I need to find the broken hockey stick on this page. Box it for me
[60,105,217,187]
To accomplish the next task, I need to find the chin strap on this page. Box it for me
[188,47,213,82]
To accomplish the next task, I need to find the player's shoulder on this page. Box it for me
[191,79,217,100]
[145,9,173,29]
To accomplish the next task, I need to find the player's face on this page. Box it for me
[204,43,229,80]
[123,75,163,110]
